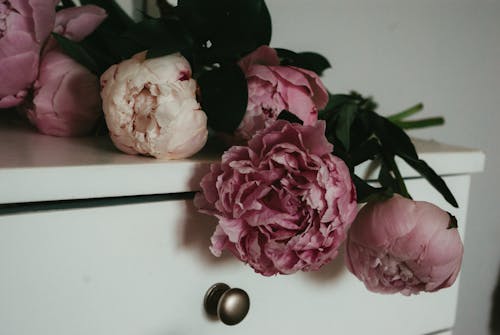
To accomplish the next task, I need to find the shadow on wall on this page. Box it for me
[490,265,500,335]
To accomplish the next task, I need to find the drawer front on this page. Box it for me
[0,175,470,335]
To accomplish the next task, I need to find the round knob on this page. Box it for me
[204,283,250,326]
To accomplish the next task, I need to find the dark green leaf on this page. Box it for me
[350,138,381,166]
[447,213,458,229]
[156,0,176,18]
[278,110,303,125]
[52,33,99,75]
[323,93,356,112]
[368,111,418,159]
[393,117,445,130]
[335,103,358,150]
[146,44,181,59]
[353,174,393,203]
[178,0,272,64]
[122,18,169,48]
[61,0,76,8]
[79,39,116,74]
[275,48,296,62]
[119,18,194,59]
[80,0,135,32]
[381,151,411,198]
[378,161,398,191]
[377,159,411,199]
[198,63,248,133]
[254,1,272,47]
[399,153,458,207]
[276,48,331,75]
[297,52,331,75]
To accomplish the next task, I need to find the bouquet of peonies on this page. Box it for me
[0,0,463,295]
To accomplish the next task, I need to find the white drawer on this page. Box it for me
[0,175,470,335]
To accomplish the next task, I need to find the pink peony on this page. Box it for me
[23,49,102,136]
[0,0,58,108]
[195,120,357,276]
[100,51,208,159]
[345,194,464,295]
[235,45,329,140]
[20,5,107,136]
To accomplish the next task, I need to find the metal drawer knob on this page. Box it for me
[204,283,250,326]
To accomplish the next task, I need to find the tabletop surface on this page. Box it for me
[0,115,485,204]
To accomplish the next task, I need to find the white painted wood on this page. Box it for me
[0,117,485,204]
[0,175,470,335]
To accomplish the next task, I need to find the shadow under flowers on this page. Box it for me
[303,245,348,283]
[178,150,235,266]
[179,197,235,265]
[490,264,500,335]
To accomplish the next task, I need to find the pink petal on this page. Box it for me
[54,5,107,42]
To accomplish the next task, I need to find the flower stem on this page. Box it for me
[387,103,424,121]
[393,117,445,130]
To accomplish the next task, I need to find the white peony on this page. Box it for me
[100,51,208,159]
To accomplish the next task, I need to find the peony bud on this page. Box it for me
[23,49,102,136]
[0,0,57,108]
[234,45,329,140]
[100,51,208,159]
[18,4,106,136]
[345,194,464,295]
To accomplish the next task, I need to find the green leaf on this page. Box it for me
[52,33,99,75]
[399,153,459,207]
[393,117,445,130]
[378,161,399,192]
[368,111,418,159]
[350,138,381,166]
[380,152,410,198]
[353,174,393,203]
[447,213,458,229]
[335,103,358,150]
[198,63,248,133]
[122,18,169,48]
[254,1,272,47]
[178,0,272,64]
[156,0,176,18]
[387,103,423,121]
[119,18,194,59]
[276,48,331,75]
[325,93,356,111]
[80,0,134,32]
[146,44,180,59]
[297,52,331,75]
[60,0,76,8]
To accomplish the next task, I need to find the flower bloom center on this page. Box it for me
[373,254,421,288]
[132,84,159,133]
[0,1,12,38]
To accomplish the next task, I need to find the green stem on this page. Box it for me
[393,117,445,130]
[387,103,424,121]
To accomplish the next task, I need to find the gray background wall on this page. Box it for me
[264,2,500,334]
[119,0,500,333]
